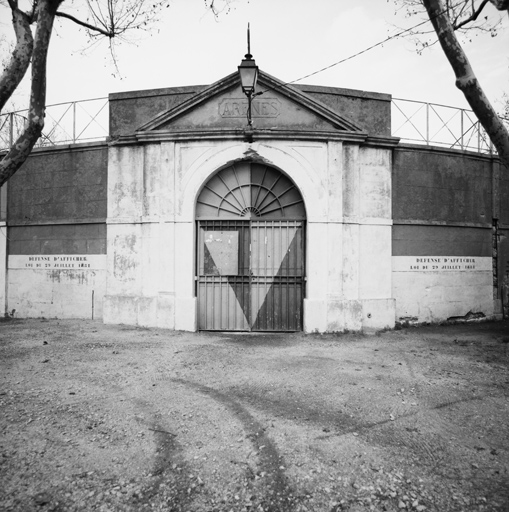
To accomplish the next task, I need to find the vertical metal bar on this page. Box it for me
[252,222,260,331]
[252,222,255,330]
[197,223,201,329]
[211,276,215,330]
[73,102,77,143]
[293,223,297,330]
[203,228,207,330]
[248,222,252,330]
[290,224,293,331]
[213,274,216,330]
[460,109,464,150]
[293,222,296,330]
[228,271,232,330]
[220,223,224,330]
[281,221,291,329]
[426,102,430,145]
[279,221,283,329]
[200,279,203,330]
[235,225,238,330]
[271,221,274,330]
[204,275,208,331]
[219,272,222,331]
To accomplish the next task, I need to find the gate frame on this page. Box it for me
[194,157,307,332]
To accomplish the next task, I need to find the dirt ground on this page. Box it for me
[1,319,508,512]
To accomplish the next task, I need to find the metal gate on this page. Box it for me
[196,161,306,331]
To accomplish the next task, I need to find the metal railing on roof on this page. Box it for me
[0,97,108,151]
[0,95,506,155]
[391,98,501,154]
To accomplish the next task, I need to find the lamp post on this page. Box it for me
[238,24,259,127]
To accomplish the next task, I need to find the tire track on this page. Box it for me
[129,401,197,511]
[171,378,298,511]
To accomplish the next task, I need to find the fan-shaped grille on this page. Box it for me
[240,206,261,217]
[196,161,305,219]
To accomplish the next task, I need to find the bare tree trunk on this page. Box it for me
[422,0,509,169]
[0,0,62,187]
[0,5,33,112]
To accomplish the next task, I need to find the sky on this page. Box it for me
[1,0,508,113]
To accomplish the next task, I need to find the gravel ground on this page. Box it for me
[1,318,508,512]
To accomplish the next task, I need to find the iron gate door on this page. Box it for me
[195,161,306,331]
[250,220,304,331]
[197,220,304,331]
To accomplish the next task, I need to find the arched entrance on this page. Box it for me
[196,160,306,331]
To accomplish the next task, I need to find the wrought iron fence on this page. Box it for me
[0,95,506,155]
[0,97,108,151]
[391,98,503,154]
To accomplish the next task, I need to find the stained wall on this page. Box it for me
[3,142,108,318]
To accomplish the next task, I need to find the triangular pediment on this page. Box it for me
[137,71,364,135]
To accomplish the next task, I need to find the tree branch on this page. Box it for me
[55,10,114,37]
[422,0,509,169]
[453,0,489,30]
[0,0,63,187]
[0,5,33,112]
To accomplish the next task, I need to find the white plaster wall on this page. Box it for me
[104,144,145,325]
[7,267,106,319]
[107,146,144,222]
[359,147,392,221]
[329,145,395,332]
[393,258,495,323]
[359,224,392,299]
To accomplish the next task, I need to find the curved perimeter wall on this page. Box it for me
[0,136,507,328]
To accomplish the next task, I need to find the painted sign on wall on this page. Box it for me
[8,255,107,270]
[392,256,492,272]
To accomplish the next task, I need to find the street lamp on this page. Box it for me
[238,24,259,127]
